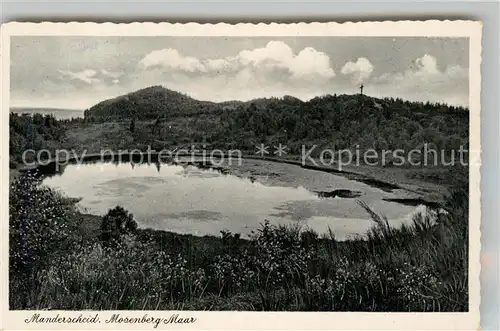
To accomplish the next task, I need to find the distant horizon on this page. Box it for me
[10,85,469,112]
[10,106,85,111]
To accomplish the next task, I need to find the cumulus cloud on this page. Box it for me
[140,49,207,72]
[138,41,335,80]
[415,53,440,76]
[236,41,335,79]
[375,53,468,84]
[341,57,374,84]
[129,41,338,103]
[372,53,469,106]
[57,69,100,84]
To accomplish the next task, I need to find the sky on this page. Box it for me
[10,36,469,110]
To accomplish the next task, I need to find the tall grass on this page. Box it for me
[9,171,468,311]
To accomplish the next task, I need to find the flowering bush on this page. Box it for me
[209,251,258,295]
[394,263,443,310]
[249,221,310,291]
[9,171,74,272]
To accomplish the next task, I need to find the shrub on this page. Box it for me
[100,206,138,243]
[9,171,74,273]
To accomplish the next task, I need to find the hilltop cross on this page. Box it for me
[359,83,364,95]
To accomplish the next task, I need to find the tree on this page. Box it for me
[100,206,138,243]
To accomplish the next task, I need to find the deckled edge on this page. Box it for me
[0,20,484,37]
[0,19,484,331]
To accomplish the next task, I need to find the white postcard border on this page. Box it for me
[1,20,482,331]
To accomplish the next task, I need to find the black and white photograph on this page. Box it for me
[2,21,481,330]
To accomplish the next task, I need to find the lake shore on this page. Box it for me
[9,168,469,311]
[16,150,452,209]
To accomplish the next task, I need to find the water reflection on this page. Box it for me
[42,161,425,240]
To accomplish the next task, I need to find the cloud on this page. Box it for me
[139,49,207,72]
[130,41,338,103]
[57,69,100,84]
[375,53,468,84]
[101,69,123,78]
[138,41,335,80]
[236,41,335,79]
[341,57,374,84]
[291,47,336,79]
[57,68,127,88]
[415,53,439,76]
[372,53,469,106]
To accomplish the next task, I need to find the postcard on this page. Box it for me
[1,20,482,330]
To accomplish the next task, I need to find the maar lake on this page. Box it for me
[42,159,431,240]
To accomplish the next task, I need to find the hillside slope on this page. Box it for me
[80,85,468,157]
[84,86,218,120]
[84,86,310,120]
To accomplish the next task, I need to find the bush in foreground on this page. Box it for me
[9,173,468,311]
[100,206,138,243]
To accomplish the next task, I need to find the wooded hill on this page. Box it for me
[83,86,469,154]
